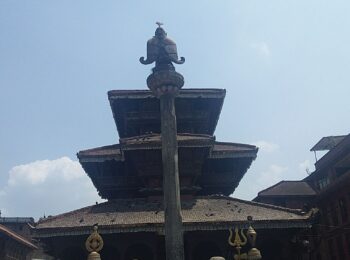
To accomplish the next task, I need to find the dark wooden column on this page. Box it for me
[140,23,186,260]
[160,93,184,260]
[146,70,185,260]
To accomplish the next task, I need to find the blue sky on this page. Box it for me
[0,1,349,219]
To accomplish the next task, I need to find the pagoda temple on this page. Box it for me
[34,26,314,260]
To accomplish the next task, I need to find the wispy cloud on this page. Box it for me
[0,157,103,219]
[257,164,287,187]
[252,140,279,153]
[250,42,271,58]
[8,157,84,186]
[299,159,314,175]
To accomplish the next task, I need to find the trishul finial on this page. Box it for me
[156,21,163,27]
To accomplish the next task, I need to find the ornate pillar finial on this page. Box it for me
[139,23,185,71]
[140,24,185,97]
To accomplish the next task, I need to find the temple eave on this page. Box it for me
[34,196,312,238]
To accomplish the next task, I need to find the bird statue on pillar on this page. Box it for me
[140,22,185,72]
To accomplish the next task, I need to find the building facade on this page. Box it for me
[306,135,350,260]
[255,134,350,259]
[254,181,316,210]
[0,223,37,260]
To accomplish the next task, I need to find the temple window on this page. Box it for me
[331,203,339,226]
[60,246,86,260]
[192,240,222,260]
[124,243,154,260]
[100,246,121,260]
[328,239,336,259]
[318,177,330,190]
[346,233,350,256]
[338,198,348,223]
[336,236,345,259]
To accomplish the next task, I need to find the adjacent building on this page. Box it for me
[0,217,34,240]
[306,134,350,260]
[255,134,350,259]
[0,223,37,260]
[0,217,52,260]
[254,181,316,210]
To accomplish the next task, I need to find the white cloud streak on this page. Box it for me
[252,140,279,153]
[0,157,103,219]
[250,42,271,57]
[299,159,314,175]
[257,164,287,187]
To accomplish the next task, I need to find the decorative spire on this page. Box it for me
[85,225,104,260]
[140,23,185,73]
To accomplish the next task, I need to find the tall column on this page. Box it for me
[140,23,186,260]
[147,70,185,260]
[160,93,184,260]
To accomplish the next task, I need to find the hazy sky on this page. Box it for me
[0,1,349,219]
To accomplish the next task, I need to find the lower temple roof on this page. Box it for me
[77,137,258,199]
[34,196,313,238]
[77,138,257,162]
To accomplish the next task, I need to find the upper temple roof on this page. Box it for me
[108,89,226,138]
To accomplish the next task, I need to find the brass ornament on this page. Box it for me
[228,227,247,260]
[247,226,262,260]
[228,223,261,260]
[85,225,104,260]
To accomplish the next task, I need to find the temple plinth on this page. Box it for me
[143,25,185,260]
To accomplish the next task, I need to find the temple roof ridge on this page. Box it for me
[77,139,257,161]
[34,195,313,238]
[108,88,226,98]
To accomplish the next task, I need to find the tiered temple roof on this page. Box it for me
[77,89,258,199]
[35,87,313,237]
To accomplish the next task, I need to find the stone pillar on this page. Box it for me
[147,70,185,260]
